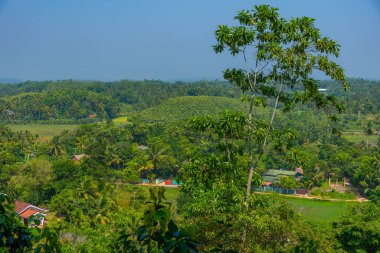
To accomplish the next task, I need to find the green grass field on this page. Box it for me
[342,131,378,145]
[340,113,379,145]
[112,116,128,125]
[282,196,353,225]
[7,124,78,140]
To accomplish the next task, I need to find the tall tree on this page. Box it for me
[213,4,347,199]
[213,4,347,250]
[10,158,53,204]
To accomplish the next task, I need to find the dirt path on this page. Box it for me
[254,191,368,202]
[138,183,180,188]
[113,182,180,188]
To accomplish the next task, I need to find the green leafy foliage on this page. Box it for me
[0,194,32,252]
[134,96,250,124]
[213,3,348,210]
[333,202,380,253]
[113,188,198,253]
[51,177,119,226]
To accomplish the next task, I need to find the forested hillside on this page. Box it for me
[0,80,239,122]
[1,78,379,123]
[134,96,250,123]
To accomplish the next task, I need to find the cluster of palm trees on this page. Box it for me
[52,177,118,226]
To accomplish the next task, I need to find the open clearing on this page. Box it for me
[112,116,128,125]
[342,131,378,145]
[282,196,353,225]
[7,124,77,140]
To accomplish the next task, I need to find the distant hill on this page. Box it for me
[0,80,240,122]
[133,96,267,123]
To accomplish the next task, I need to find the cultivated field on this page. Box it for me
[7,124,78,140]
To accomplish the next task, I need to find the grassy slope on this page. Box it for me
[112,116,128,125]
[134,96,263,123]
[341,114,379,145]
[7,124,77,140]
[342,131,378,145]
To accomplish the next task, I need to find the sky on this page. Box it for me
[0,0,379,82]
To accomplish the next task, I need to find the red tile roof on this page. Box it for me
[20,209,38,219]
[15,200,47,214]
[15,200,30,214]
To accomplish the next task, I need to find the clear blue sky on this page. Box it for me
[0,0,379,81]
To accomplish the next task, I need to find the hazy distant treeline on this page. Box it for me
[0,78,379,122]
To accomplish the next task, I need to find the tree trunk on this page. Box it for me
[241,52,258,253]
[245,95,255,198]
[224,134,231,162]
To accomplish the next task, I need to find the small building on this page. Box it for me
[71,154,88,162]
[262,181,273,187]
[295,167,304,180]
[15,200,47,227]
[262,168,303,185]
[88,114,97,118]
[137,145,149,151]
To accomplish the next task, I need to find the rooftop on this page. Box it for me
[15,200,47,215]
[72,154,87,161]
[265,169,297,177]
[15,200,30,214]
[20,209,38,219]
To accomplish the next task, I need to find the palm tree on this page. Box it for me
[75,177,99,201]
[105,144,124,169]
[364,122,375,136]
[50,137,65,156]
[147,137,172,173]
[93,195,112,225]
[75,135,89,153]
